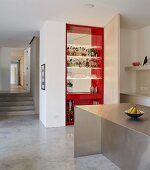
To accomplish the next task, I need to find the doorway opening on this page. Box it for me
[10,48,30,93]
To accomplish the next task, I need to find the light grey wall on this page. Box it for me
[0,47,11,91]
[120,93,150,107]
[120,26,150,95]
[120,28,137,93]
[136,71,150,94]
[30,37,39,114]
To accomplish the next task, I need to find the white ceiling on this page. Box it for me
[1,0,150,47]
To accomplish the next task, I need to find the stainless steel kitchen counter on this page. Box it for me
[74,103,150,170]
[76,103,150,136]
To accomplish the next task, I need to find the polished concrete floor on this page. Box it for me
[0,115,121,170]
[0,85,28,93]
[10,85,27,93]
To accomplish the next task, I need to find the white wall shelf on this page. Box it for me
[67,44,102,49]
[67,55,101,59]
[67,67,101,70]
[67,77,102,80]
[125,65,150,71]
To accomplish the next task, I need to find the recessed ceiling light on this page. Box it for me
[84,4,95,8]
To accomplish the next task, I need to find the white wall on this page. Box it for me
[136,26,150,94]
[104,15,120,104]
[0,47,11,91]
[120,25,150,95]
[136,25,150,64]
[30,37,39,114]
[121,94,150,107]
[40,21,66,127]
[40,25,47,125]
[120,28,137,93]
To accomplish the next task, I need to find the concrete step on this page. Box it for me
[0,93,31,97]
[0,101,34,106]
[0,110,35,116]
[0,105,34,111]
[0,96,33,102]
[0,92,35,116]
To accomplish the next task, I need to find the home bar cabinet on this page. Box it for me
[66,24,104,125]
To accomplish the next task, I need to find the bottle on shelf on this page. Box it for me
[86,59,89,68]
[94,86,98,93]
[90,86,94,93]
[93,101,99,105]
[69,46,74,56]
[81,47,86,56]
[69,100,72,111]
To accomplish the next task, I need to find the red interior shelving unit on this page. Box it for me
[66,24,104,125]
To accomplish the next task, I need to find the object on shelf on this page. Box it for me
[67,66,101,70]
[67,57,99,68]
[90,86,94,93]
[67,45,99,57]
[82,47,86,56]
[86,59,89,67]
[66,111,74,123]
[67,80,73,93]
[67,80,73,87]
[66,100,74,123]
[91,74,97,78]
[67,55,101,60]
[143,56,148,66]
[90,86,98,94]
[69,100,72,111]
[93,101,99,105]
[132,62,140,66]
[94,86,98,93]
[89,48,97,57]
[66,100,74,111]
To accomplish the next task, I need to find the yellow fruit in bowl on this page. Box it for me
[131,107,137,114]
[137,109,141,114]
[127,106,143,114]
[128,107,134,113]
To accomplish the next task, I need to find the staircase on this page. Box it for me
[0,93,35,115]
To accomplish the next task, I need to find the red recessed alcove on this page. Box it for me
[66,24,104,125]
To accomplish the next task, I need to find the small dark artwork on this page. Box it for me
[41,64,45,90]
[143,56,148,66]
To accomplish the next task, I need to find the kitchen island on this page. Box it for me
[74,103,150,170]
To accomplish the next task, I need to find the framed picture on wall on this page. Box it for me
[41,64,45,90]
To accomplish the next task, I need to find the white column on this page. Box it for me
[40,21,66,127]
[104,14,120,104]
